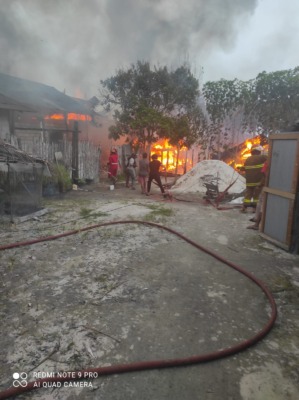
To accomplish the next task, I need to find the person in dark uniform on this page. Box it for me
[239,145,267,212]
[147,154,167,197]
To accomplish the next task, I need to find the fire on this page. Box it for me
[68,113,91,121]
[151,139,190,175]
[241,137,264,159]
[225,135,268,170]
[44,113,92,122]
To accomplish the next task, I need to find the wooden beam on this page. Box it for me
[14,127,76,132]
[263,187,295,200]
[259,233,290,251]
[269,133,299,140]
[292,138,299,192]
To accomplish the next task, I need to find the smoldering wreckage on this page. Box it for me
[0,75,299,400]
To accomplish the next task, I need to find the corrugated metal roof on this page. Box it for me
[0,93,33,112]
[0,72,93,115]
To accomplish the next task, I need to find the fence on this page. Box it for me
[19,139,100,181]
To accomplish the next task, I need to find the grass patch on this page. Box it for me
[93,274,109,283]
[269,275,294,292]
[143,204,174,221]
[79,207,108,219]
[79,207,93,218]
[92,211,109,218]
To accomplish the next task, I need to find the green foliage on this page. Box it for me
[102,62,299,159]
[79,207,108,219]
[43,163,72,193]
[202,78,251,156]
[79,207,93,218]
[202,66,299,157]
[108,105,173,146]
[100,61,202,149]
[76,178,86,186]
[245,67,299,131]
[204,78,242,123]
[144,204,173,220]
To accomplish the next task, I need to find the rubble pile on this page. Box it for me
[171,160,246,195]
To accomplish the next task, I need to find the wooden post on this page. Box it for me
[72,121,79,182]
[8,110,15,145]
[184,150,188,174]
[175,147,180,176]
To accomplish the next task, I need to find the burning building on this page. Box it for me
[150,139,199,175]
[147,134,268,177]
[0,72,102,183]
[221,134,269,170]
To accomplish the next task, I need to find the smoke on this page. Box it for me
[0,0,258,97]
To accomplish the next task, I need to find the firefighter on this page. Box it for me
[107,148,119,184]
[239,145,267,212]
[247,159,268,229]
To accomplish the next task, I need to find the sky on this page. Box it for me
[0,0,298,99]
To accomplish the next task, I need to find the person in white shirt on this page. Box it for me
[126,153,137,189]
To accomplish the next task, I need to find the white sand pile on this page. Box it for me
[171,160,245,195]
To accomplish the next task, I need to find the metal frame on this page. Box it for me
[261,132,299,251]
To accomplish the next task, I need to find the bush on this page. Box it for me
[43,163,72,193]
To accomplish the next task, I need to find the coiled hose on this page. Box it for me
[0,220,277,399]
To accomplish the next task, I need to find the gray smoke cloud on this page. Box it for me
[0,0,264,97]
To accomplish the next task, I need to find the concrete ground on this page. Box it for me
[0,180,298,400]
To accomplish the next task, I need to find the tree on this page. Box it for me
[202,78,251,157]
[107,105,173,148]
[202,67,299,157]
[243,67,299,132]
[99,61,202,149]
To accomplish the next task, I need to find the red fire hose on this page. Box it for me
[0,220,277,399]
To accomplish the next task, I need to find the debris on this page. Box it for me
[80,325,120,343]
[29,342,60,372]
[97,281,126,302]
[84,342,95,359]
[13,208,52,224]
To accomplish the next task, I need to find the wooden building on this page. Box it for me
[0,72,101,182]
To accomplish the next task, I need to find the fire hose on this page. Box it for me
[0,220,277,399]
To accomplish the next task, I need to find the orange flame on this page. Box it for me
[45,113,92,122]
[227,136,268,170]
[151,139,190,174]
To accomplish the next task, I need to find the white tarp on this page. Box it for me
[171,160,246,195]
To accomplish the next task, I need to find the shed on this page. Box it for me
[0,140,49,219]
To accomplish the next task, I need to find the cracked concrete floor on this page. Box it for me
[0,182,298,399]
